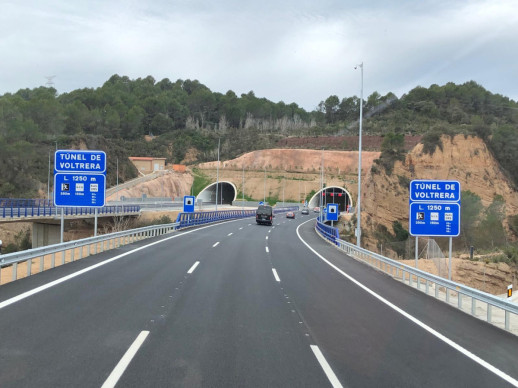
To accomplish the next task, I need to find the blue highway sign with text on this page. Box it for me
[409,202,460,237]
[55,150,106,174]
[410,180,460,202]
[54,173,106,207]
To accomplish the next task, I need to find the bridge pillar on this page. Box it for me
[32,222,61,248]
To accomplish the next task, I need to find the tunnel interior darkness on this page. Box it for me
[308,186,352,213]
[196,181,237,205]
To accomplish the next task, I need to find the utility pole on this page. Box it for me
[355,62,364,247]
[263,167,266,203]
[215,138,220,211]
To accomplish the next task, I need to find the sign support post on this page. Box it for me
[60,208,64,243]
[415,236,418,268]
[449,237,453,281]
[94,208,98,237]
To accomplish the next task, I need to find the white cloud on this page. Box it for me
[0,0,517,109]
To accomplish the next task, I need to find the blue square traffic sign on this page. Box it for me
[183,195,195,213]
[326,204,339,221]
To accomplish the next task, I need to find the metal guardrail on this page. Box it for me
[1,204,141,219]
[0,222,178,284]
[315,220,518,333]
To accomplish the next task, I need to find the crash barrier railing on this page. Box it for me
[314,224,518,334]
[176,210,256,228]
[1,204,141,219]
[0,198,53,207]
[316,219,340,245]
[175,206,300,229]
[0,222,178,285]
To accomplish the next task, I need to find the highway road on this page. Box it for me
[1,214,518,387]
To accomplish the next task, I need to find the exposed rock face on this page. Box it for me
[198,148,381,174]
[361,135,518,249]
[106,172,193,201]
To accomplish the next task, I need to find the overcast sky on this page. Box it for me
[1,0,517,110]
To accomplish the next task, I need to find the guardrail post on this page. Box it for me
[27,259,32,276]
[62,250,66,265]
[12,262,17,281]
[458,293,462,309]
[51,253,55,268]
[471,298,476,316]
[487,304,492,324]
[505,311,510,331]
[446,289,450,303]
[40,256,44,273]
[79,246,83,260]
[435,284,439,298]
[425,280,429,295]
[71,248,75,262]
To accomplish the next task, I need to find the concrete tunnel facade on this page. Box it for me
[196,181,237,205]
[307,186,353,213]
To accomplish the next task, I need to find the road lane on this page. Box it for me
[116,219,330,387]
[268,215,518,387]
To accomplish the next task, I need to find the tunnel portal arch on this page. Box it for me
[307,186,353,213]
[196,181,237,205]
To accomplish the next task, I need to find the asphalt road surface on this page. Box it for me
[1,214,518,387]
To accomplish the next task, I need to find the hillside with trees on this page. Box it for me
[0,76,517,198]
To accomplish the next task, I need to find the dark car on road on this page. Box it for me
[256,205,273,225]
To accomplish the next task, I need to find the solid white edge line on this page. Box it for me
[265,246,269,253]
[228,232,233,236]
[296,219,518,387]
[310,345,343,388]
[101,330,150,388]
[187,261,200,274]
[213,242,220,247]
[272,268,281,282]
[0,218,245,311]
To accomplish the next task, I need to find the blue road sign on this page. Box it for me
[410,180,460,202]
[409,202,460,237]
[259,201,264,205]
[326,204,339,221]
[183,195,195,213]
[54,173,106,207]
[55,150,106,174]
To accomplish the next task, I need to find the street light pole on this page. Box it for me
[355,62,364,247]
[263,167,266,203]
[216,138,220,211]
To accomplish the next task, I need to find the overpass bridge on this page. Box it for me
[1,198,141,248]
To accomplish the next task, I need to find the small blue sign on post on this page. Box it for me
[409,180,461,237]
[183,195,195,213]
[258,201,264,206]
[326,204,339,221]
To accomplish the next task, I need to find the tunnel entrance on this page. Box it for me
[196,181,237,205]
[308,186,352,213]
